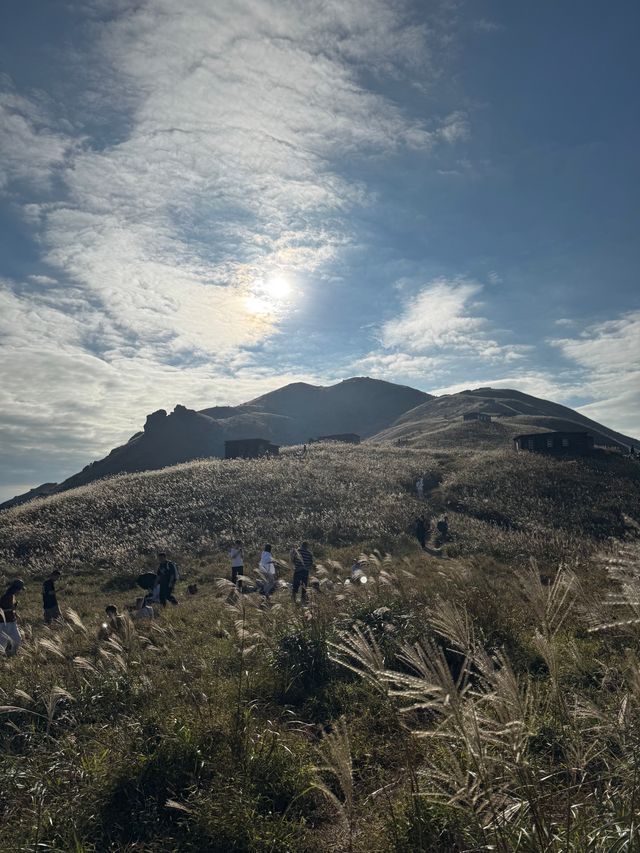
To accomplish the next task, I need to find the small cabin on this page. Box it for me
[224,438,280,459]
[462,412,492,423]
[514,432,594,455]
[310,433,361,445]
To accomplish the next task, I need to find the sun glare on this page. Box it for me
[245,273,294,316]
[262,274,292,300]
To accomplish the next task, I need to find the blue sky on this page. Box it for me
[1,0,639,501]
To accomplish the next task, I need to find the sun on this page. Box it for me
[262,274,292,301]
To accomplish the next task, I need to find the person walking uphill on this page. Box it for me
[156,552,179,606]
[290,541,314,604]
[0,579,26,656]
[42,570,62,623]
[415,516,427,550]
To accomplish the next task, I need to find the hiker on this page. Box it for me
[415,516,427,549]
[416,477,424,500]
[42,570,62,623]
[259,544,277,597]
[156,551,179,606]
[0,579,25,656]
[228,540,244,584]
[350,560,368,584]
[436,515,449,543]
[102,604,126,638]
[291,541,314,604]
[133,596,154,619]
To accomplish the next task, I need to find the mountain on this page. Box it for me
[372,387,639,450]
[3,381,637,512]
[0,378,430,509]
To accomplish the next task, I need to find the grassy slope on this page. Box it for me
[1,445,640,851]
[1,444,638,575]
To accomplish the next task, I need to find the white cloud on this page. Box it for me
[382,278,484,350]
[0,86,74,192]
[381,277,529,363]
[0,0,471,489]
[350,351,441,380]
[551,311,640,373]
[5,0,464,364]
[550,310,640,438]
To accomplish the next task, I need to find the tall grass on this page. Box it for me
[0,444,639,850]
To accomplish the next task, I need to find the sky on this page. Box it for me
[1,0,639,501]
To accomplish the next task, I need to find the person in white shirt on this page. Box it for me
[259,544,277,597]
[416,477,424,500]
[228,540,244,584]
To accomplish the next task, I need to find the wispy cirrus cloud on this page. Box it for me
[6,0,463,363]
[0,0,466,489]
[380,277,529,360]
[0,84,74,192]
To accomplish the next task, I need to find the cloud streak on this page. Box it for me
[0,0,465,487]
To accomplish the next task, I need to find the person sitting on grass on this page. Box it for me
[42,570,62,624]
[100,604,126,639]
[156,551,179,606]
[0,579,26,656]
[133,596,154,619]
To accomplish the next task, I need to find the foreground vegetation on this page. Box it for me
[2,539,640,852]
[1,445,640,851]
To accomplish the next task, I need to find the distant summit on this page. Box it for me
[1,378,430,509]
[372,387,638,450]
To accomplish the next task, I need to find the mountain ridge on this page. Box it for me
[2,379,637,510]
[1,377,430,509]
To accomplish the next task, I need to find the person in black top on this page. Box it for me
[156,552,179,606]
[436,515,449,543]
[0,579,26,655]
[291,541,314,604]
[415,516,427,549]
[42,570,62,623]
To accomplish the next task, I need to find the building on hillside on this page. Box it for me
[310,433,361,444]
[462,411,492,422]
[514,432,594,455]
[224,438,280,459]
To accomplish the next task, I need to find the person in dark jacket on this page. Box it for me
[415,516,427,549]
[42,570,62,623]
[436,515,449,543]
[0,579,26,655]
[156,552,179,606]
[292,541,315,604]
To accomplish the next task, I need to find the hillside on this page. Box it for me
[1,443,638,574]
[0,378,430,510]
[372,387,639,449]
[1,443,640,850]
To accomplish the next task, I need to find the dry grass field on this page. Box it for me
[1,444,640,851]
